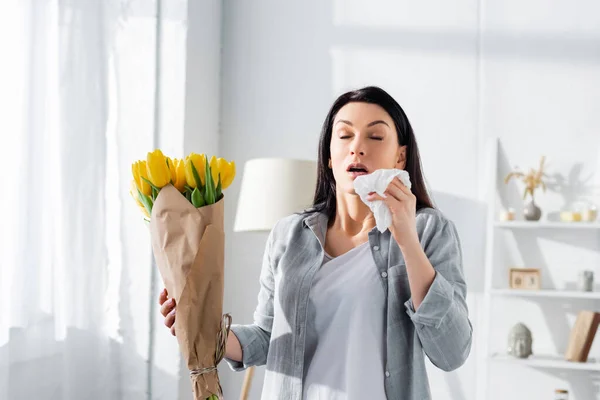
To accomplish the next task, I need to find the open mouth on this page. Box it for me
[346,163,369,178]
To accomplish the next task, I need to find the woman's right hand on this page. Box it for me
[159,288,177,336]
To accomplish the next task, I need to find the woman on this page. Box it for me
[159,86,472,399]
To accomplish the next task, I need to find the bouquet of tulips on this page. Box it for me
[130,150,236,400]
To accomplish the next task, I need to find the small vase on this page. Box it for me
[578,271,594,292]
[524,199,542,221]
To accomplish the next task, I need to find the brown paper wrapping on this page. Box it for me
[149,184,230,399]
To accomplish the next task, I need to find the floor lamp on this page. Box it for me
[233,158,317,400]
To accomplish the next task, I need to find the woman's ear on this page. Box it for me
[396,145,407,169]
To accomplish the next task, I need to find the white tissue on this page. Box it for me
[353,169,412,233]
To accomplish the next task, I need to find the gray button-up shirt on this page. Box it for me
[225,208,473,400]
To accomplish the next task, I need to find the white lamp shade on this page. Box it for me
[234,158,317,232]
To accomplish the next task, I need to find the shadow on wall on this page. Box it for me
[431,190,486,294]
[545,163,599,220]
[0,317,177,400]
[498,142,600,221]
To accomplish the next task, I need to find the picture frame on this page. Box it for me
[509,268,541,290]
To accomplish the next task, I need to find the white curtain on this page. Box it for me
[0,0,190,398]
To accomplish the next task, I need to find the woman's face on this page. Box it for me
[330,102,406,195]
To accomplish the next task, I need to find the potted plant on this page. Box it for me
[504,156,547,221]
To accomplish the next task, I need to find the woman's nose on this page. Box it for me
[350,142,365,156]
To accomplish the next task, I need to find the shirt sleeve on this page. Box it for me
[404,218,473,371]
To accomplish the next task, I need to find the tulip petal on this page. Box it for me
[221,161,236,189]
[185,153,206,188]
[146,149,171,188]
[134,161,152,196]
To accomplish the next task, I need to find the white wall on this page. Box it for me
[216,1,600,399]
[482,2,600,399]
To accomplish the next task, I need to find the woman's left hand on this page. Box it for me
[366,178,419,249]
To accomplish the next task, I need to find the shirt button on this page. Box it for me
[381,271,388,278]
[373,245,380,251]
[385,371,390,377]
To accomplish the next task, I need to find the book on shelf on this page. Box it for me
[565,311,600,362]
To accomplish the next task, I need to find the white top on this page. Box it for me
[302,242,387,399]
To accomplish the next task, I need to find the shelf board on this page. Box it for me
[490,354,600,371]
[491,288,600,300]
[495,221,600,229]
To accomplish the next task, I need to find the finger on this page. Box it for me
[395,180,413,196]
[160,298,176,317]
[366,190,400,202]
[366,192,399,211]
[390,177,405,189]
[366,192,387,202]
[164,308,176,328]
[371,195,402,220]
[384,184,407,202]
[389,178,410,194]
[158,288,168,305]
[170,325,176,336]
[391,178,416,199]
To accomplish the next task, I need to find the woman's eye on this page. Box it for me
[339,135,351,139]
[371,137,383,141]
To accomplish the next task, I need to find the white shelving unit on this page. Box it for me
[490,354,600,372]
[491,288,600,300]
[495,221,600,230]
[478,138,600,399]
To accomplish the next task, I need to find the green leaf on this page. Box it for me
[204,156,215,205]
[190,160,203,190]
[137,188,154,217]
[141,176,160,192]
[191,187,205,208]
[215,173,222,200]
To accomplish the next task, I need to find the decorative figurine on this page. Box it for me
[507,322,533,358]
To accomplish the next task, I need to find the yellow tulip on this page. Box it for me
[209,156,219,187]
[146,149,171,188]
[215,157,236,189]
[132,160,151,196]
[130,180,150,218]
[185,153,206,188]
[171,158,187,192]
